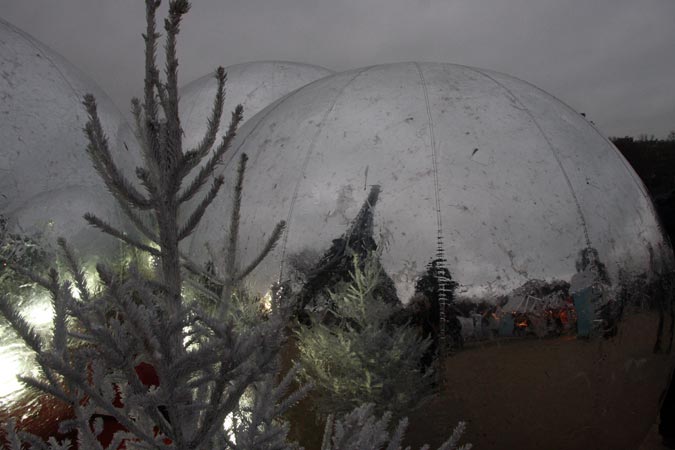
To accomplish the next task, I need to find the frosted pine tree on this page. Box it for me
[1,1,471,449]
[1,1,301,448]
[296,253,435,420]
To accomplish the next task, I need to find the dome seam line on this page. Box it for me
[514,72,656,214]
[472,67,592,250]
[278,67,372,282]
[413,62,444,247]
[415,62,452,355]
[224,93,291,170]
[4,19,82,113]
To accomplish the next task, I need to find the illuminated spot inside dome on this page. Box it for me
[0,294,52,403]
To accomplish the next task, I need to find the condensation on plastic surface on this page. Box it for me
[188,62,670,301]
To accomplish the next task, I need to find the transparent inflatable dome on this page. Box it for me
[186,61,675,449]
[189,62,670,301]
[179,61,332,152]
[0,18,139,255]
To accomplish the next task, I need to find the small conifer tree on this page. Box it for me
[0,1,470,449]
[1,1,301,448]
[296,252,435,420]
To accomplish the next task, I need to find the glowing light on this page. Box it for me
[224,412,236,444]
[0,294,52,403]
[261,291,273,313]
[21,296,54,330]
[0,343,30,403]
[67,267,100,300]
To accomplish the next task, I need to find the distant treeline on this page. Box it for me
[611,133,675,239]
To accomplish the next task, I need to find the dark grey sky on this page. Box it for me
[1,0,673,138]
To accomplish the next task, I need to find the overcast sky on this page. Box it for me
[1,0,673,138]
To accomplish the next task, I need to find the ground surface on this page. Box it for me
[640,422,669,450]
[404,312,673,450]
[283,311,674,449]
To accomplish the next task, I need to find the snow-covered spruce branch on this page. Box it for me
[321,404,471,450]
[296,252,435,421]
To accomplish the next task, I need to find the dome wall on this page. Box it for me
[0,18,140,256]
[7,187,127,260]
[188,62,669,300]
[193,61,675,450]
[179,61,332,153]
[178,61,332,254]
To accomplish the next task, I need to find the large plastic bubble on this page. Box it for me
[188,61,675,450]
[189,62,670,300]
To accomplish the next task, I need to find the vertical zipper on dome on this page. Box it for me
[415,62,451,358]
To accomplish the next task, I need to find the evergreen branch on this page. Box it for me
[178,104,244,204]
[157,119,172,176]
[437,421,472,450]
[236,221,286,282]
[74,406,106,450]
[195,373,252,449]
[39,352,160,447]
[57,237,91,303]
[16,433,50,450]
[145,277,172,296]
[161,1,191,199]
[106,431,138,450]
[3,419,23,450]
[131,97,161,182]
[67,309,126,368]
[136,166,159,199]
[18,375,73,406]
[164,0,190,128]
[0,271,66,390]
[145,112,162,178]
[131,97,149,154]
[94,262,115,289]
[384,417,409,450]
[67,331,98,344]
[179,252,228,287]
[143,0,161,129]
[57,418,78,437]
[180,67,226,177]
[84,212,162,257]
[0,295,44,354]
[273,364,312,416]
[225,153,248,282]
[177,175,224,241]
[202,335,248,431]
[116,198,160,245]
[184,275,221,304]
[218,152,248,302]
[6,261,52,291]
[83,95,153,210]
[49,272,69,361]
[193,310,233,340]
[142,1,163,176]
[320,414,334,450]
[155,79,170,117]
[171,343,229,383]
